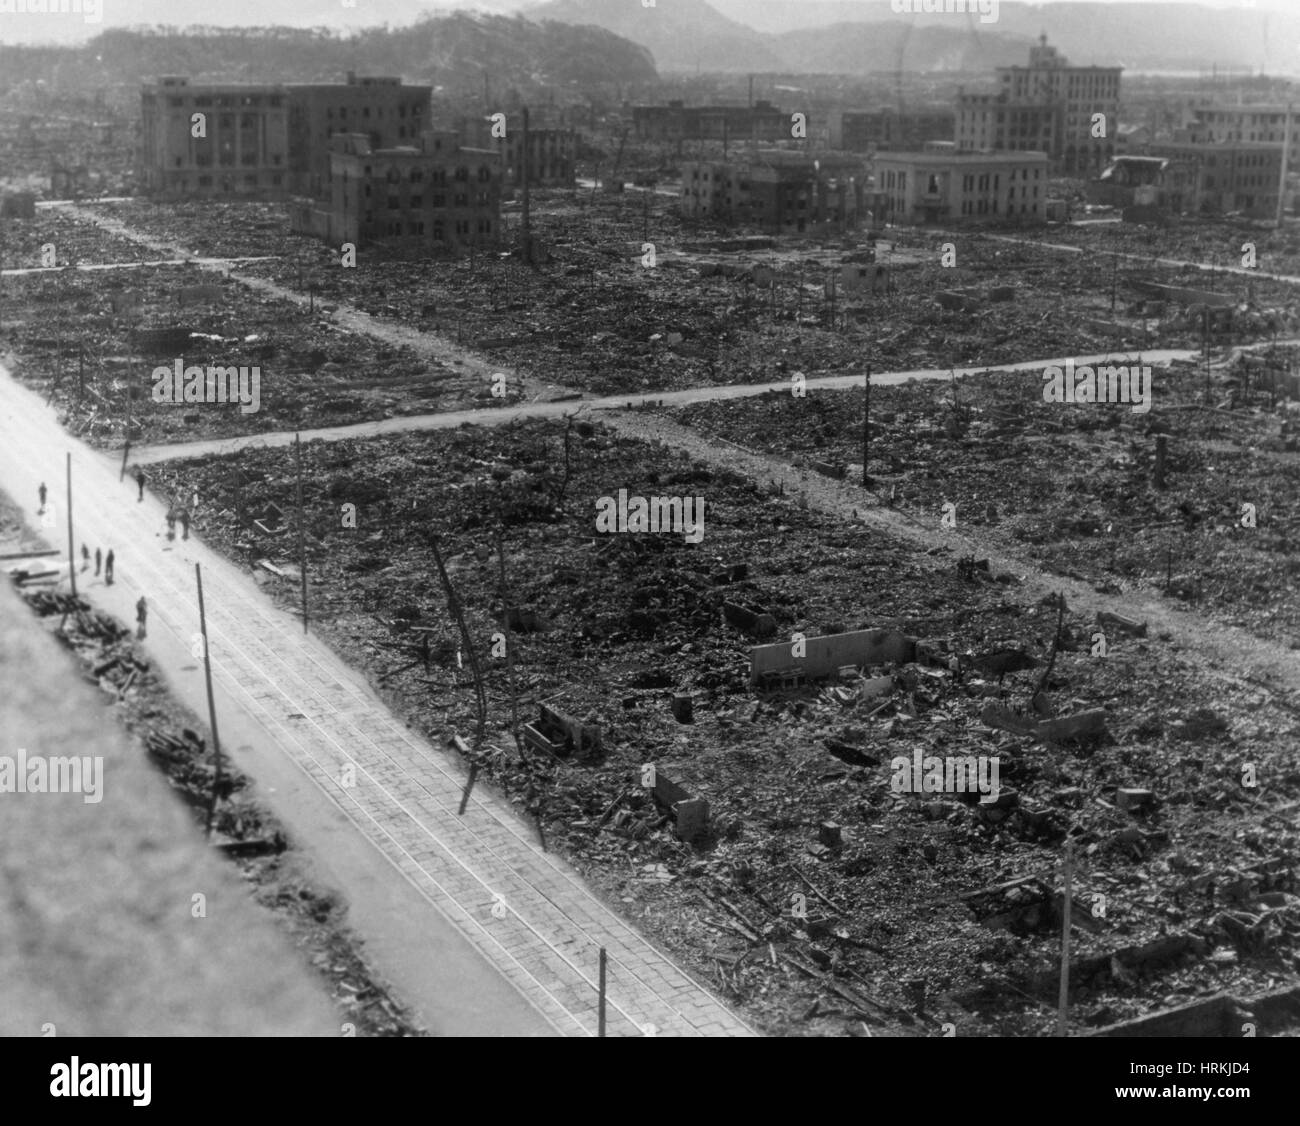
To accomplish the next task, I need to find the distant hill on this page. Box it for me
[528,0,784,72]
[0,13,657,98]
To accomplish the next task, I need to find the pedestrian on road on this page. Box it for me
[94,547,102,576]
[179,510,191,541]
[134,467,146,503]
[81,544,90,571]
[135,596,147,639]
[166,509,176,539]
[104,550,115,585]
[38,482,47,511]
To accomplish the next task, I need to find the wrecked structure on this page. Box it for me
[291,131,503,254]
[680,151,866,234]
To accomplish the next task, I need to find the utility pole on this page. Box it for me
[1276,103,1292,228]
[197,563,224,839]
[295,433,308,634]
[521,105,532,265]
[862,366,871,485]
[65,453,76,598]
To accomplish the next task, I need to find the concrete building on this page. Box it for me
[140,74,433,201]
[140,77,289,199]
[680,152,866,235]
[460,115,576,187]
[287,73,433,199]
[1147,142,1282,218]
[873,147,1049,226]
[956,35,1122,175]
[633,100,788,144]
[299,131,502,254]
[831,108,954,153]
[1183,102,1299,171]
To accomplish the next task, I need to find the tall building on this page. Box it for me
[140,74,433,201]
[311,131,503,253]
[140,78,289,199]
[288,74,433,199]
[873,146,1049,226]
[956,35,1122,175]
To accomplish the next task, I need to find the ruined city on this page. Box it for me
[1,0,1297,1072]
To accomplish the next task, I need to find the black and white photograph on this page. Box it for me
[0,0,1294,1090]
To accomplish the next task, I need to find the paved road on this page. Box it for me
[0,364,755,1038]
[129,346,1225,465]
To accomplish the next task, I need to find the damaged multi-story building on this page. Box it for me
[680,151,866,235]
[457,111,577,188]
[139,73,433,201]
[291,130,503,254]
[955,34,1122,175]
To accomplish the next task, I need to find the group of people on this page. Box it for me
[77,543,115,584]
[36,468,198,621]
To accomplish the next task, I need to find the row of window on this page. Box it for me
[167,173,282,189]
[326,103,422,121]
[372,218,493,238]
[169,95,282,109]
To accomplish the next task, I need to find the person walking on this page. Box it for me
[166,509,176,539]
[135,596,147,639]
[38,482,47,511]
[134,467,146,503]
[179,509,191,541]
[94,547,102,577]
[104,549,115,585]
[81,544,90,571]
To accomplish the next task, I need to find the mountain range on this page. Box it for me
[1,0,1296,76]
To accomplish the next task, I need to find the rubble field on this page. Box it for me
[672,355,1300,650]
[60,199,1297,409]
[1,249,484,448]
[141,417,1300,1036]
[0,493,421,1036]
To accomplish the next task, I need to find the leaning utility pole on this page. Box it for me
[862,366,871,485]
[197,563,224,839]
[431,533,487,752]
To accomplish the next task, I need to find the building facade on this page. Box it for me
[141,74,433,201]
[140,78,289,199]
[680,152,865,234]
[316,131,503,254]
[1147,142,1282,218]
[460,115,576,187]
[633,100,788,144]
[287,74,433,199]
[955,35,1121,175]
[873,148,1049,226]
[832,108,954,153]
[1182,103,1299,172]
